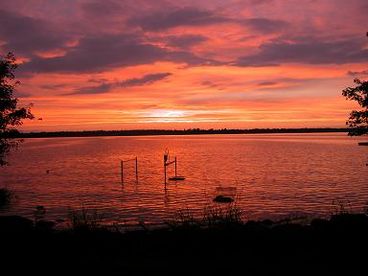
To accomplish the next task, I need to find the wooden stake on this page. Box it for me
[175,157,177,177]
[135,157,138,183]
[120,160,124,184]
[164,157,167,185]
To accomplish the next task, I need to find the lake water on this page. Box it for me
[1,133,367,225]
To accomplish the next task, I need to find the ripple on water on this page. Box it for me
[1,133,367,224]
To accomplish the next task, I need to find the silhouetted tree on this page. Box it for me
[1,52,34,165]
[342,78,368,136]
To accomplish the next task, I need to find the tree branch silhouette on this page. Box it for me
[342,78,368,136]
[1,52,34,166]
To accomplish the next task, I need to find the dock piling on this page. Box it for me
[135,157,138,182]
[120,157,138,184]
[164,150,185,183]
[120,160,124,184]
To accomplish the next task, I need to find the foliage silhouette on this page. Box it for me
[0,52,34,166]
[342,78,368,136]
[1,212,368,275]
[0,188,13,208]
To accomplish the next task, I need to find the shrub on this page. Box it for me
[68,207,102,231]
[169,205,244,229]
[203,204,243,227]
[168,208,199,229]
[0,188,13,208]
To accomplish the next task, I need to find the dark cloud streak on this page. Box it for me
[22,33,212,73]
[68,72,172,95]
[128,7,230,31]
[129,6,289,34]
[165,34,208,48]
[243,18,288,33]
[120,72,172,87]
[257,81,278,86]
[236,37,368,66]
[347,69,368,76]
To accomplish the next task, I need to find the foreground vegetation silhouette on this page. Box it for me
[0,188,13,208]
[1,206,368,275]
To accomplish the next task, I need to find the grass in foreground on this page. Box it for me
[1,206,368,275]
[68,207,102,231]
[168,205,243,229]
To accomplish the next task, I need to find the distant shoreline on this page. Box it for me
[5,127,349,138]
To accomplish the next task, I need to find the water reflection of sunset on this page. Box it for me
[1,134,367,224]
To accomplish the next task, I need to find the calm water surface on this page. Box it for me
[1,133,367,224]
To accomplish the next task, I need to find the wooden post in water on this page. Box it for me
[135,157,138,183]
[120,160,124,184]
[121,157,138,184]
[174,157,177,177]
[164,157,167,185]
[164,150,169,185]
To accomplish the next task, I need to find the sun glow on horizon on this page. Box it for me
[144,110,191,123]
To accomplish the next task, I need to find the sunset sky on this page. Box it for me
[1,0,367,131]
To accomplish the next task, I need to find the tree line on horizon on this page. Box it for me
[1,127,351,138]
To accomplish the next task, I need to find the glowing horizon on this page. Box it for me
[1,0,367,131]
